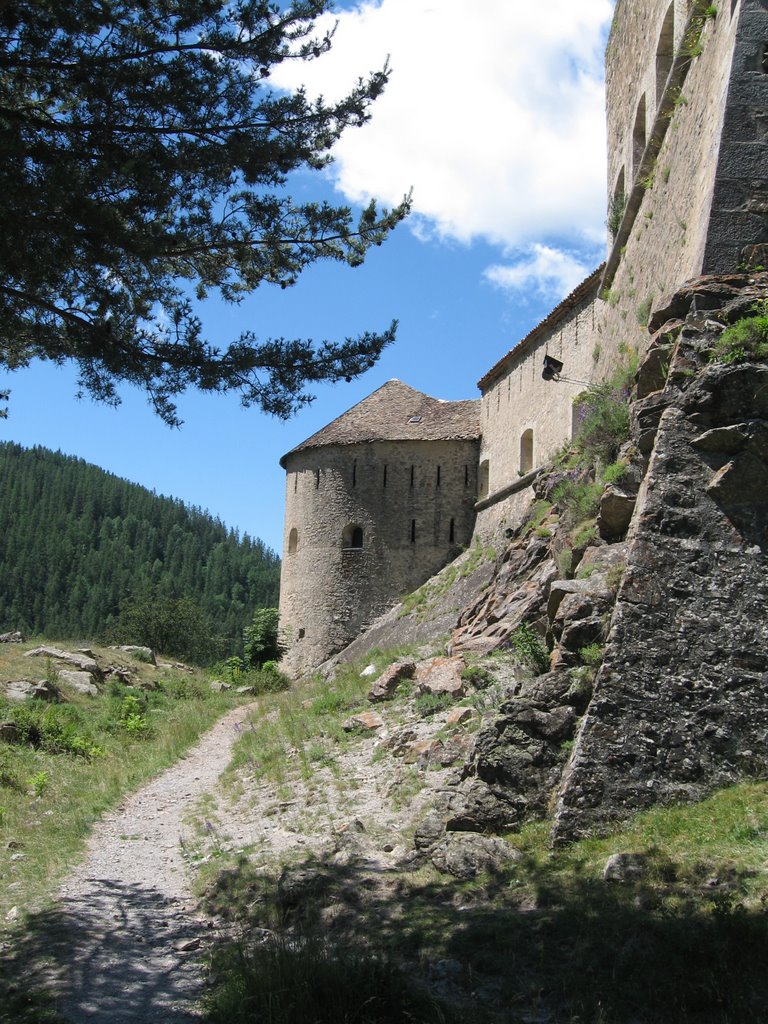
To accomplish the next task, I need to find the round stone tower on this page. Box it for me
[278,380,481,676]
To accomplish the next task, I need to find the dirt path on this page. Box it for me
[43,703,254,1024]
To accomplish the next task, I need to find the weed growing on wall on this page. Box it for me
[710,302,768,364]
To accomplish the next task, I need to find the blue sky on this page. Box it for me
[1,0,614,555]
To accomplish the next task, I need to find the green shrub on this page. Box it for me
[579,643,604,667]
[243,607,284,668]
[415,691,454,718]
[552,479,603,527]
[710,308,768,365]
[602,460,628,485]
[461,664,494,689]
[508,624,549,675]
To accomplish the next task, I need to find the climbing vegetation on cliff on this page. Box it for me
[711,302,768,365]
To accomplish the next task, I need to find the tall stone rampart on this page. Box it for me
[595,0,767,375]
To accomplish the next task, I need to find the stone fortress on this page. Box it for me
[280,0,768,677]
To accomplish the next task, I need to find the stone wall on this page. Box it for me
[474,273,602,541]
[595,1,765,377]
[280,437,479,675]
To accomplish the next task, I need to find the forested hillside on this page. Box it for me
[0,442,280,652]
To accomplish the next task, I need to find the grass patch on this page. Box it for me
[0,640,239,924]
[204,931,478,1024]
[226,648,418,788]
[197,781,768,1024]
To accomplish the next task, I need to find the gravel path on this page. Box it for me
[44,704,254,1024]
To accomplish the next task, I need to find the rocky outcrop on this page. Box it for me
[552,296,768,843]
[414,273,768,848]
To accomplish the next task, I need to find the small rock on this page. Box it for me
[402,738,444,765]
[58,670,99,696]
[4,681,35,702]
[597,485,636,541]
[5,907,19,922]
[110,645,157,666]
[415,656,466,700]
[174,937,202,952]
[0,631,23,644]
[32,680,62,702]
[360,664,377,678]
[431,833,520,880]
[341,711,384,733]
[277,866,327,907]
[603,852,647,883]
[368,660,416,703]
[414,810,448,851]
[210,680,231,692]
[446,707,476,727]
[0,721,20,742]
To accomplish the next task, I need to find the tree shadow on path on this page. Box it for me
[1,878,214,1024]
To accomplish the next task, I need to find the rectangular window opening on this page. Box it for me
[449,518,455,543]
[352,461,357,487]
[436,465,441,487]
[410,519,416,543]
[315,468,320,489]
[410,465,415,487]
[383,464,388,488]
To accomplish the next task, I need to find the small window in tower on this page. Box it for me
[655,5,675,106]
[520,429,534,475]
[464,465,469,487]
[383,464,388,488]
[288,528,298,554]
[410,519,416,543]
[436,465,441,487]
[342,523,364,549]
[632,93,647,182]
[315,468,320,489]
[478,459,490,499]
[410,465,415,487]
[449,518,455,543]
[352,460,357,487]
[293,474,297,493]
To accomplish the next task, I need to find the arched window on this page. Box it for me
[288,528,298,554]
[478,459,490,499]
[342,524,364,549]
[520,430,534,475]
[632,94,647,182]
[656,4,675,106]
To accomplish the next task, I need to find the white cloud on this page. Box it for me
[484,244,595,302]
[270,0,613,252]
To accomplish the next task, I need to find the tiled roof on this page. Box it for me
[280,380,480,466]
[477,264,605,391]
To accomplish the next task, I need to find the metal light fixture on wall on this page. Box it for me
[542,354,594,388]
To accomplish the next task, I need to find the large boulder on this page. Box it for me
[25,646,101,678]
